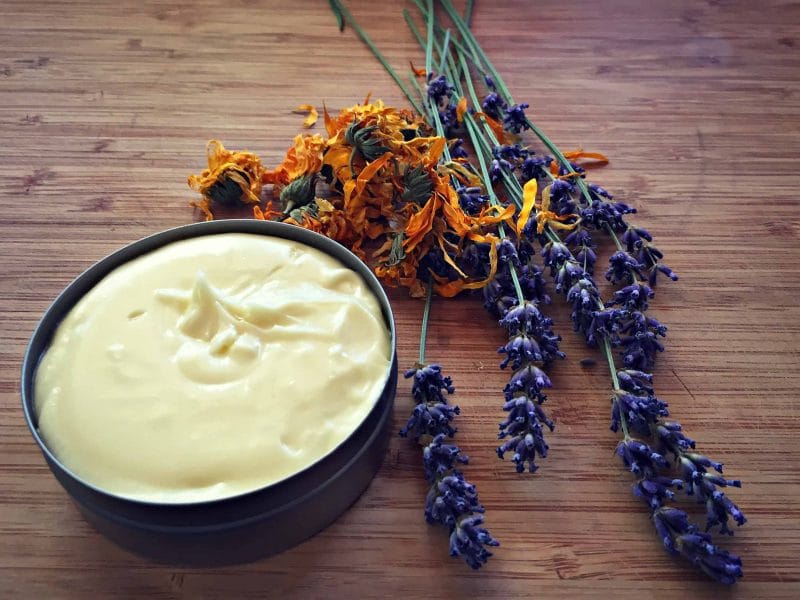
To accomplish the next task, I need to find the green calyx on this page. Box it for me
[401,166,433,205]
[207,167,252,208]
[280,173,317,215]
[346,122,391,173]
[387,232,406,266]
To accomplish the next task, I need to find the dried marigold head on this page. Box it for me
[263,134,326,186]
[187,140,265,218]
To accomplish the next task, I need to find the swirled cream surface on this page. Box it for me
[34,233,391,503]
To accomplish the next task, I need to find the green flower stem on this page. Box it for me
[605,224,625,251]
[424,0,435,77]
[464,0,474,25]
[438,29,452,73]
[419,278,434,365]
[602,338,630,440]
[328,0,424,115]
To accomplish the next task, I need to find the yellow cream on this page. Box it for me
[34,233,391,503]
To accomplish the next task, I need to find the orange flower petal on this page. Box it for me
[293,104,319,128]
[551,149,610,176]
[404,194,442,253]
[563,149,609,166]
[323,102,336,137]
[474,112,507,143]
[409,61,426,77]
[456,97,468,123]
[436,235,468,278]
[517,178,537,237]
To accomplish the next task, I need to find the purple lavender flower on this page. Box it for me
[541,242,590,294]
[487,240,549,313]
[422,434,466,481]
[611,389,669,438]
[588,183,613,199]
[499,330,563,369]
[560,274,601,345]
[621,226,652,251]
[617,439,682,508]
[584,307,623,347]
[493,144,529,163]
[497,238,521,268]
[400,400,461,441]
[653,507,743,584]
[481,92,507,121]
[503,103,530,134]
[616,369,655,396]
[483,278,519,318]
[449,514,500,570]
[517,263,551,304]
[541,241,572,272]
[462,241,491,279]
[406,363,455,404]
[450,138,469,159]
[489,157,514,183]
[497,393,553,472]
[564,229,597,274]
[609,282,654,311]
[457,186,488,215]
[622,226,679,287]
[606,250,646,284]
[401,363,460,441]
[438,104,462,138]
[579,196,636,232]
[483,74,496,90]
[417,247,460,282]
[548,179,578,215]
[678,453,746,535]
[504,364,552,402]
[425,471,479,527]
[618,317,667,371]
[427,74,455,108]
[519,155,553,183]
[499,301,544,334]
[421,435,498,569]
[656,421,696,457]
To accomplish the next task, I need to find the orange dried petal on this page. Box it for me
[293,104,319,128]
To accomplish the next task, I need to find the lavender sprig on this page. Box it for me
[401,278,498,570]
[533,193,745,582]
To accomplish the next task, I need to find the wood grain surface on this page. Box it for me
[1,0,798,597]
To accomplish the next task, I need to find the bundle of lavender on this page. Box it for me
[187,0,745,582]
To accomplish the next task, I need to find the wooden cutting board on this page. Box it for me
[1,0,798,597]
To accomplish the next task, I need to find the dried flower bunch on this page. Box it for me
[186,0,745,582]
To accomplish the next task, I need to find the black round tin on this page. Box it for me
[21,220,397,565]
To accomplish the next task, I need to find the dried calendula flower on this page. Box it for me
[187,140,265,220]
